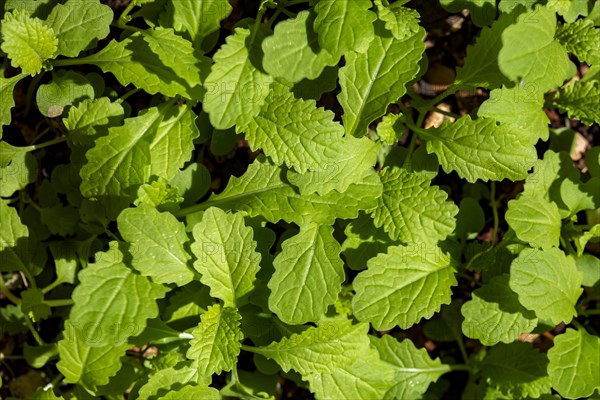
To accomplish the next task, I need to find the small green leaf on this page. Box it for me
[262,11,337,83]
[374,0,420,39]
[352,243,457,330]
[187,304,244,376]
[548,328,600,399]
[549,80,600,126]
[268,223,344,325]
[505,196,562,250]
[368,167,458,243]
[376,113,404,144]
[461,275,537,345]
[20,288,51,322]
[36,70,95,118]
[63,97,125,147]
[556,19,600,66]
[424,116,537,182]
[137,363,208,400]
[0,9,58,75]
[118,205,194,286]
[572,254,600,287]
[191,207,261,307]
[0,73,26,128]
[509,248,583,325]
[44,0,113,57]
[338,23,425,137]
[313,0,376,57]
[0,200,32,273]
[134,179,183,213]
[560,177,600,214]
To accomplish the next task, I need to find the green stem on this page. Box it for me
[24,315,45,346]
[241,344,258,353]
[456,335,469,364]
[420,86,462,110]
[30,128,52,145]
[402,133,418,168]
[118,0,137,27]
[51,57,93,68]
[560,235,576,255]
[431,106,460,119]
[582,309,600,316]
[449,364,471,372]
[28,136,68,151]
[117,87,142,104]
[44,299,74,308]
[490,181,499,245]
[0,273,21,305]
[571,319,584,330]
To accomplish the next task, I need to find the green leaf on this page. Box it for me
[20,288,51,321]
[159,385,220,400]
[190,207,261,307]
[134,179,183,213]
[461,274,537,345]
[253,319,371,375]
[573,254,600,287]
[352,243,457,330]
[262,11,337,83]
[291,65,339,100]
[48,241,78,286]
[0,151,38,197]
[370,335,450,399]
[547,0,590,23]
[0,73,26,128]
[44,0,113,57]
[505,196,562,250]
[424,116,537,182]
[65,242,166,347]
[477,85,549,144]
[368,167,458,243]
[376,113,404,145]
[338,23,425,137]
[0,9,58,75]
[0,141,24,168]
[374,0,420,40]
[509,247,583,325]
[0,200,32,273]
[549,80,600,125]
[63,97,125,147]
[439,0,496,27]
[560,177,600,214]
[313,0,376,57]
[161,0,232,47]
[241,84,345,173]
[36,70,95,118]
[285,135,379,195]
[455,197,485,238]
[548,328,600,399]
[203,25,273,129]
[574,224,600,256]
[118,205,194,286]
[187,304,244,376]
[80,28,207,99]
[137,364,208,400]
[455,10,514,88]
[268,223,344,325]
[40,204,79,236]
[498,5,571,91]
[481,342,551,398]
[191,156,381,225]
[169,162,211,206]
[556,19,600,66]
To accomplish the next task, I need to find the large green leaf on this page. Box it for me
[509,248,583,325]
[461,274,537,345]
[63,97,125,147]
[505,196,562,250]
[187,304,243,377]
[36,70,95,118]
[352,243,457,330]
[371,335,450,399]
[137,364,208,400]
[161,0,232,46]
[183,157,381,225]
[190,207,261,307]
[203,25,273,129]
[424,116,537,182]
[44,0,113,57]
[0,10,58,75]
[241,84,345,173]
[117,205,194,286]
[368,167,458,243]
[497,5,570,91]
[313,0,376,57]
[547,328,600,399]
[262,11,337,83]
[338,23,425,137]
[268,224,344,325]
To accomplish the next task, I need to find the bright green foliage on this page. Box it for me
[371,335,450,398]
[0,151,38,197]
[547,328,600,399]
[556,18,600,66]
[118,205,194,286]
[498,5,570,91]
[0,10,58,75]
[63,98,124,147]
[425,116,537,182]
[242,84,344,173]
[187,304,243,376]
[313,0,376,57]
[547,0,590,22]
[137,364,207,400]
[1,73,25,128]
[341,212,398,270]
[368,167,458,243]
[262,11,337,83]
[461,275,537,345]
[376,112,404,144]
[191,208,261,307]
[268,224,344,324]
[374,0,420,39]
[338,23,425,137]
[0,200,33,272]
[505,196,562,250]
[44,0,113,57]
[560,177,600,215]
[481,342,552,398]
[549,80,600,125]
[203,25,273,129]
[353,243,457,330]
[36,70,95,117]
[20,288,50,321]
[509,248,583,325]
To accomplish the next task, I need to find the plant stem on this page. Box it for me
[0,273,21,305]
[44,299,74,307]
[431,106,460,119]
[582,309,600,316]
[456,335,469,364]
[51,58,93,67]
[24,315,45,346]
[490,181,499,245]
[240,344,258,353]
[118,0,137,27]
[117,87,142,104]
[28,136,68,151]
